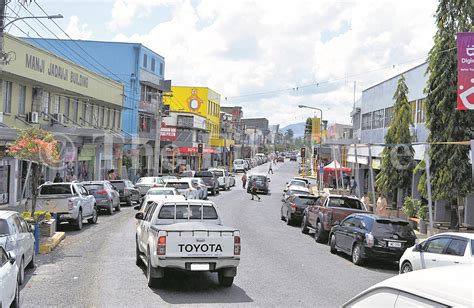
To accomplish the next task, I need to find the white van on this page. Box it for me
[233,159,246,173]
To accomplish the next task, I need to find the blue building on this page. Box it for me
[24,38,171,173]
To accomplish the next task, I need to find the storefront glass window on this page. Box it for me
[3,81,12,114]
[18,85,26,115]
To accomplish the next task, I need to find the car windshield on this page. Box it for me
[253,176,267,182]
[373,220,414,238]
[294,196,320,205]
[328,197,364,210]
[0,219,10,235]
[166,182,190,190]
[211,170,224,177]
[137,177,160,184]
[234,159,244,164]
[39,184,72,195]
[290,180,305,187]
[82,184,104,192]
[195,171,213,177]
[157,204,218,220]
[147,189,175,195]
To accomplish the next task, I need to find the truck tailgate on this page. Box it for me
[166,230,235,258]
[36,196,70,213]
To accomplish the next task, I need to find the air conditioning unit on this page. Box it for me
[52,113,65,125]
[27,112,39,124]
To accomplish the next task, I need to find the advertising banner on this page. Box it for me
[311,117,321,143]
[160,124,177,141]
[457,32,474,110]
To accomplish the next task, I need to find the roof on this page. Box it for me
[362,62,428,93]
[353,213,409,223]
[347,264,473,306]
[0,211,17,219]
[161,199,216,206]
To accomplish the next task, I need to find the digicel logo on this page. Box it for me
[187,88,203,111]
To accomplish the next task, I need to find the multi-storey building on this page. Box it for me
[0,34,124,207]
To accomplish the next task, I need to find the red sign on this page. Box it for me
[457,32,474,110]
[177,147,218,154]
[160,124,177,141]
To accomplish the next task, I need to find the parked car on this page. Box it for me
[0,246,19,307]
[162,175,178,181]
[0,211,35,285]
[228,174,236,187]
[82,181,120,214]
[246,174,270,194]
[183,177,208,200]
[328,214,416,265]
[298,163,312,174]
[36,182,98,231]
[109,180,140,206]
[277,156,285,162]
[399,232,474,274]
[164,179,200,199]
[284,179,308,192]
[194,171,219,196]
[208,168,231,191]
[344,264,473,307]
[233,159,246,173]
[135,199,240,288]
[281,195,320,225]
[283,186,310,201]
[243,160,250,171]
[289,155,297,161]
[135,188,184,212]
[303,194,368,242]
[135,177,165,197]
[180,170,195,178]
[292,177,309,187]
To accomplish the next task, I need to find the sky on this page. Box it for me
[6,0,438,127]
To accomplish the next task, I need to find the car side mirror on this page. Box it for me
[8,252,16,264]
[134,205,141,211]
[135,212,144,220]
[415,243,423,252]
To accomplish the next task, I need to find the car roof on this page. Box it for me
[288,185,309,192]
[161,199,216,206]
[0,210,18,219]
[250,173,267,177]
[165,179,191,183]
[82,181,108,184]
[327,194,361,200]
[346,264,474,306]
[292,194,318,198]
[353,213,408,223]
[148,187,176,191]
[425,232,474,240]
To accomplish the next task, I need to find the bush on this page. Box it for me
[402,196,420,217]
[22,211,52,223]
[417,204,429,220]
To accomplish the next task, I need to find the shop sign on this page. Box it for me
[160,124,177,141]
[457,32,474,110]
[177,147,217,154]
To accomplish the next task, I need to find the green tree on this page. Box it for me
[376,75,414,204]
[421,0,473,225]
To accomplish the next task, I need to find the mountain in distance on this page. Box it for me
[279,122,305,138]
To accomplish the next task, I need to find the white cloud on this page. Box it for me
[62,15,92,40]
[108,0,438,126]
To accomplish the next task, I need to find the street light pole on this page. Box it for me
[298,105,323,190]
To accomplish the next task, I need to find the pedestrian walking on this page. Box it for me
[376,193,389,217]
[362,192,372,211]
[268,161,273,174]
[349,176,358,195]
[249,179,261,201]
[241,172,247,189]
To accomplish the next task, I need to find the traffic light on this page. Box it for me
[300,147,306,158]
[197,143,203,154]
[313,146,318,156]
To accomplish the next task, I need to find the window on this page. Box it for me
[52,95,60,114]
[117,111,121,129]
[93,105,99,126]
[87,104,93,125]
[177,115,194,127]
[0,247,8,266]
[159,62,164,75]
[372,109,384,129]
[143,54,148,68]
[106,108,110,127]
[42,91,50,117]
[39,184,72,195]
[81,102,87,125]
[64,98,70,122]
[100,107,105,127]
[73,100,79,123]
[384,107,393,127]
[112,109,116,128]
[362,113,372,130]
[3,81,12,113]
[151,58,156,71]
[328,197,364,210]
[145,203,158,222]
[18,85,26,115]
[0,219,10,235]
[139,114,152,132]
[424,237,451,254]
[341,217,354,227]
[158,205,174,219]
[416,99,426,123]
[445,238,467,256]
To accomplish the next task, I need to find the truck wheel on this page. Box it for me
[330,234,337,254]
[87,206,98,224]
[108,202,114,215]
[26,248,36,269]
[218,271,234,287]
[147,253,164,288]
[352,243,364,265]
[301,215,309,234]
[286,211,292,225]
[280,209,285,221]
[75,210,83,230]
[18,258,25,285]
[11,279,19,308]
[115,202,121,212]
[314,221,327,243]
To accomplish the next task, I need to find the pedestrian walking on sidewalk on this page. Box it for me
[268,161,273,174]
[349,176,358,195]
[249,179,261,201]
[241,172,247,189]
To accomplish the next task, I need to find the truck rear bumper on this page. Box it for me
[157,257,239,271]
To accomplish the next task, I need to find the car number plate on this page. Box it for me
[388,241,402,248]
[190,263,210,271]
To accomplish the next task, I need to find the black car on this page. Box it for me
[281,194,320,225]
[109,180,140,206]
[289,155,297,161]
[194,171,219,195]
[246,174,270,194]
[329,214,417,265]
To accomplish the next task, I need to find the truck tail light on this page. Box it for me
[68,199,74,210]
[366,232,374,248]
[157,236,166,256]
[96,189,108,196]
[234,236,241,255]
[290,203,297,211]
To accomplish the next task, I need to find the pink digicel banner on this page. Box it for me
[457,32,474,110]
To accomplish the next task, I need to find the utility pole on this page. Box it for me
[0,0,7,63]
[153,92,162,176]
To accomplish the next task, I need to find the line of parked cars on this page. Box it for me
[233,154,269,173]
[280,174,474,306]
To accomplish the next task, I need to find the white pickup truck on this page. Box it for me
[135,198,240,288]
[36,182,98,230]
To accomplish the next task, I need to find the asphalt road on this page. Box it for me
[21,161,397,307]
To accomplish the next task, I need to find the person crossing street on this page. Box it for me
[249,179,261,201]
[268,161,273,174]
[241,172,247,189]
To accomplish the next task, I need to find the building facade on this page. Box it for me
[0,34,124,207]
